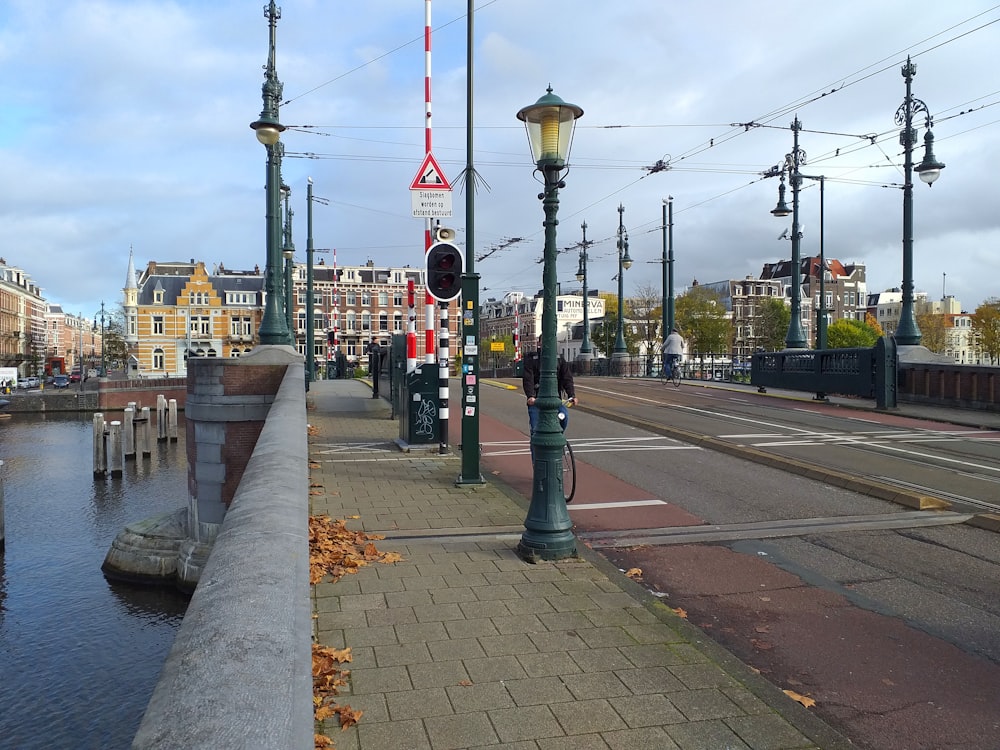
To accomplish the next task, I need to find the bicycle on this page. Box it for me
[557,399,576,504]
[529,399,577,504]
[660,358,682,388]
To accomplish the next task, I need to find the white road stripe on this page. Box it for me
[569,499,667,510]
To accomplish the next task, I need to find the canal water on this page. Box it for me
[0,412,189,749]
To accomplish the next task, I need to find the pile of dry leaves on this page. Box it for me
[309,514,402,749]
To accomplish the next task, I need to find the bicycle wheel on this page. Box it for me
[671,367,682,388]
[562,440,576,503]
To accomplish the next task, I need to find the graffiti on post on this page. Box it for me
[415,397,436,437]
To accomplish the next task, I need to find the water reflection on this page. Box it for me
[0,412,189,749]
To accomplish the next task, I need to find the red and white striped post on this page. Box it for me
[438,302,450,453]
[422,0,436,366]
[406,279,417,373]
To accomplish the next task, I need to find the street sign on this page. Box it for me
[410,152,453,218]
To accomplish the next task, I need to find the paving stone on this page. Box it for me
[407,660,471,689]
[427,637,487,661]
[669,663,739,691]
[575,627,640,649]
[504,676,575,706]
[491,614,548,635]
[350,665,413,695]
[568,647,634,673]
[537,735,613,750]
[443,617,500,639]
[550,698,627,735]
[425,711,499,750]
[445,681,516,713]
[489,704,566,743]
[413,602,466,622]
[479,633,539,657]
[345,624,399,648]
[608,693,686,728]
[669,689,744,722]
[614,666,688,695]
[430,586,479,604]
[561,671,631,700]
[395,621,449,644]
[725,713,819,749]
[366,607,418,627]
[665,719,753,750]
[602,726,680,750]
[356,718,431,750]
[385,686,454,720]
[464,655,529,683]
[373,641,433,668]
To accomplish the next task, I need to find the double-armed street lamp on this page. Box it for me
[574,221,593,362]
[895,56,944,346]
[662,197,674,372]
[250,0,293,347]
[612,204,633,361]
[281,182,295,339]
[769,116,809,349]
[516,86,583,562]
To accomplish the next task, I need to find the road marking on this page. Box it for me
[569,499,667,511]
[579,510,974,548]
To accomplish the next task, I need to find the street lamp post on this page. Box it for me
[612,203,632,362]
[306,177,316,384]
[661,197,674,374]
[770,116,808,349]
[250,0,292,346]
[93,302,107,378]
[895,56,944,346]
[281,182,295,342]
[575,221,593,362]
[516,87,583,562]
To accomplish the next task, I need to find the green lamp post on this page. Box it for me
[516,87,583,562]
[575,221,593,363]
[769,117,808,349]
[895,56,944,346]
[281,182,295,340]
[612,204,633,363]
[250,0,292,346]
[305,177,316,384]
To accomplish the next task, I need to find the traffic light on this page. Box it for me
[425,241,463,302]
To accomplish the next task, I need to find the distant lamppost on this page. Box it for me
[575,221,593,362]
[93,301,107,377]
[281,181,295,341]
[516,86,583,562]
[895,56,944,346]
[770,116,808,349]
[250,0,292,346]
[305,177,317,384]
[662,196,674,372]
[612,203,633,361]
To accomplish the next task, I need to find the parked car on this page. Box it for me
[53,375,70,388]
[20,376,41,389]
[69,372,82,383]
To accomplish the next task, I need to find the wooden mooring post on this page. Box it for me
[157,395,168,442]
[93,413,107,478]
[108,421,124,477]
[168,398,178,441]
[139,406,152,457]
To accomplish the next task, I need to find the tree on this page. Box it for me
[826,318,880,349]
[628,282,664,361]
[971,298,1000,365]
[754,298,790,352]
[915,312,947,354]
[675,286,731,360]
[864,312,884,337]
[592,291,642,356]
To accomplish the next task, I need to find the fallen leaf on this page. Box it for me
[338,705,363,729]
[314,734,333,748]
[750,639,773,651]
[783,689,816,708]
[458,680,473,687]
[754,625,770,633]
[671,607,688,619]
[625,568,643,580]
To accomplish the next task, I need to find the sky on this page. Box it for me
[2,0,999,322]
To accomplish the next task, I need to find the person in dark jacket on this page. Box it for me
[366,340,383,398]
[522,336,577,438]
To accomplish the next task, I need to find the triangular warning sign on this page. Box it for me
[409,152,451,191]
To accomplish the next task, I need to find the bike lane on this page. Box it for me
[472,407,1000,750]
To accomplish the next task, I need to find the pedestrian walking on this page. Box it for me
[366,340,383,398]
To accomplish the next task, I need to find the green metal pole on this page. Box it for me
[667,198,675,334]
[896,58,921,346]
[282,183,295,345]
[306,179,315,383]
[786,118,808,349]
[518,165,575,561]
[254,1,291,346]
[613,204,628,359]
[458,0,484,485]
[579,222,592,358]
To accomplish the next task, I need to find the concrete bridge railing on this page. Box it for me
[132,356,313,750]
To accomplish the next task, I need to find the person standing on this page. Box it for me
[522,336,577,439]
[366,340,383,398]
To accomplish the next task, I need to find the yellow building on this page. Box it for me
[126,254,264,378]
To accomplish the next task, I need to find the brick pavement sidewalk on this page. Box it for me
[308,379,849,750]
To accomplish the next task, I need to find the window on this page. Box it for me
[230,316,252,336]
[346,291,356,306]
[345,311,356,331]
[394,291,403,307]
[191,316,211,337]
[379,312,388,331]
[152,348,164,370]
[152,316,164,336]
[154,289,164,304]
[393,312,403,331]
[378,291,389,306]
[361,291,371,306]
[361,312,371,331]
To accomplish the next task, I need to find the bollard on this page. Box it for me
[93,413,107,477]
[156,395,168,442]
[167,399,178,441]
[1,459,5,553]
[140,407,152,457]
[123,407,136,461]
[108,421,124,477]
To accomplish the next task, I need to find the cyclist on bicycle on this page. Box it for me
[661,328,685,378]
[522,336,577,438]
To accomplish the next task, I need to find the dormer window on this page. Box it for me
[154,289,164,304]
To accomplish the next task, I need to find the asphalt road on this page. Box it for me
[468,376,1000,750]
